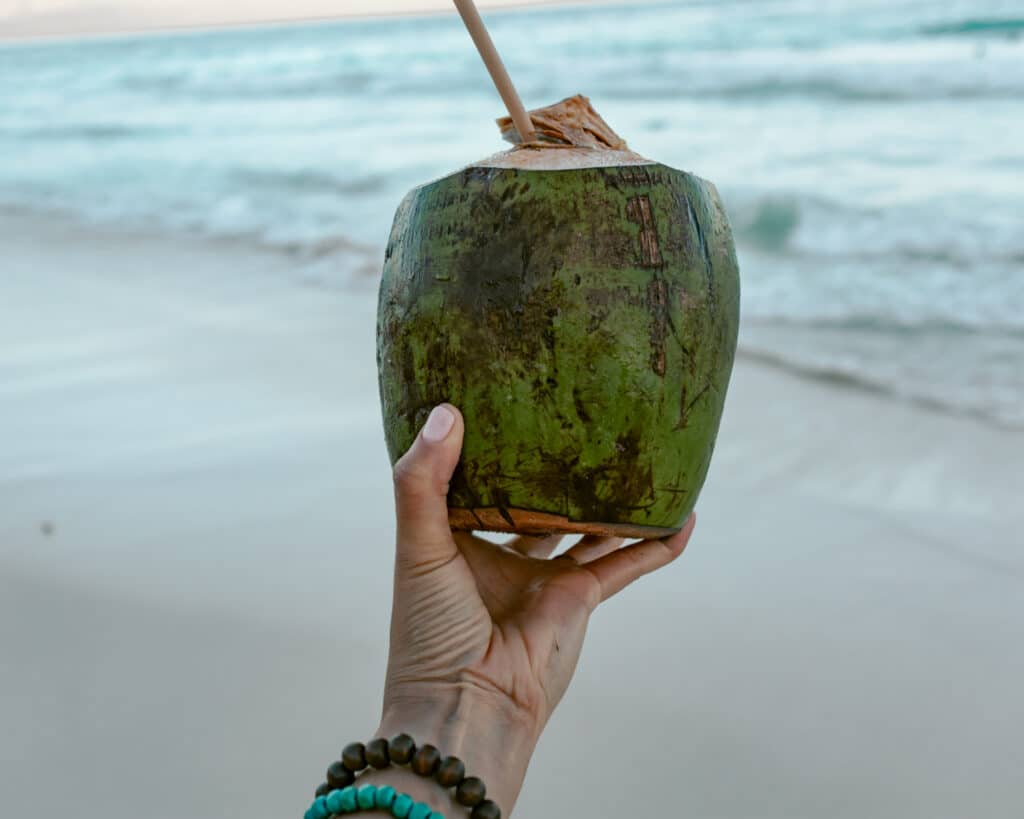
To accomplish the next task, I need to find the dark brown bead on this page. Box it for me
[365,738,390,769]
[436,755,466,788]
[388,733,416,765]
[410,743,441,777]
[314,782,331,798]
[326,760,354,789]
[385,737,413,769]
[341,742,367,772]
[471,799,501,819]
[456,776,487,807]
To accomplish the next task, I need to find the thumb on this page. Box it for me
[392,403,464,566]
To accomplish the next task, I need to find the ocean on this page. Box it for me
[1,0,1022,425]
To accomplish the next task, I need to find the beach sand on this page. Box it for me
[0,0,582,42]
[2,210,1022,817]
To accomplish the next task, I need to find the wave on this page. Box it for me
[229,168,388,197]
[597,78,1024,103]
[5,124,184,140]
[112,69,1024,108]
[0,197,379,274]
[732,196,801,251]
[742,314,1024,340]
[727,191,1024,270]
[118,69,376,99]
[922,18,1024,37]
[736,345,1020,429]
[273,233,377,259]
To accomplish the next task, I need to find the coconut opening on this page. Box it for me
[478,94,653,170]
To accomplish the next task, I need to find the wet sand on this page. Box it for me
[1,211,1021,817]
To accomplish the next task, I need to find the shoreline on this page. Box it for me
[0,202,385,283]
[734,345,1019,431]
[1,202,1011,433]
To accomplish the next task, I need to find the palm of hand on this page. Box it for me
[386,524,691,737]
[385,531,588,733]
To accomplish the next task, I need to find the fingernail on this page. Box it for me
[421,404,455,443]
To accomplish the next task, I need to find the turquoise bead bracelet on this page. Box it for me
[304,784,444,819]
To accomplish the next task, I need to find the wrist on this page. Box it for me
[377,683,539,814]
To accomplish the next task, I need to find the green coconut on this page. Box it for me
[377,96,740,538]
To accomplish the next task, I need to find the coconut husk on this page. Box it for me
[497,94,629,150]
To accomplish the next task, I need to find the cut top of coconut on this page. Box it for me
[477,94,655,170]
[474,146,654,170]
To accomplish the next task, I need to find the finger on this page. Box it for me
[392,404,465,567]
[583,514,696,604]
[562,534,626,565]
[506,534,564,559]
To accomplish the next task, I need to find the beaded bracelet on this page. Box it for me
[307,734,501,819]
[305,783,438,819]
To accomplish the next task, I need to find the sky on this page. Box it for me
[0,0,567,38]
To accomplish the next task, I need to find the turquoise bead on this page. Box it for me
[391,793,414,818]
[339,786,358,813]
[303,808,315,819]
[408,803,432,819]
[357,785,378,810]
[325,790,345,814]
[375,786,397,809]
[310,796,330,819]
[430,814,445,819]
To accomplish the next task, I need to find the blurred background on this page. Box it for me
[1,1,1022,818]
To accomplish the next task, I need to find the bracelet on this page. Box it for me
[305,734,501,819]
[305,783,439,819]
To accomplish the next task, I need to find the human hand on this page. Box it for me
[376,404,695,813]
